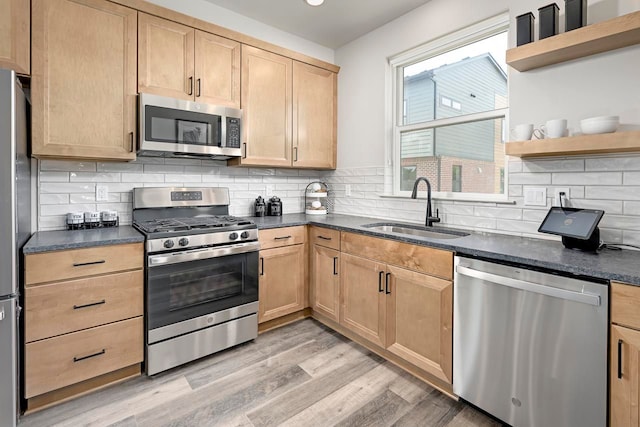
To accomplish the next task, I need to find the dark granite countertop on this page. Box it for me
[23,226,145,254]
[251,213,640,285]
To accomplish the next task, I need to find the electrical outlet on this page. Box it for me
[554,188,570,206]
[345,184,352,196]
[96,185,109,202]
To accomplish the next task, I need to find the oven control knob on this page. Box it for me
[241,231,250,239]
[229,232,239,240]
[178,238,189,247]
[164,239,175,249]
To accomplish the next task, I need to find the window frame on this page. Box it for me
[389,13,510,202]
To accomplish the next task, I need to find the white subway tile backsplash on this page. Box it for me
[522,209,548,222]
[600,215,640,231]
[165,174,202,183]
[41,203,96,216]
[624,172,640,185]
[448,214,497,229]
[509,173,552,185]
[40,194,70,205]
[571,199,623,214]
[121,173,164,183]
[473,206,522,220]
[623,231,640,247]
[40,160,97,172]
[97,162,143,173]
[523,159,584,173]
[496,219,540,234]
[586,156,640,171]
[143,164,184,174]
[552,172,622,185]
[586,186,640,200]
[69,172,121,183]
[41,182,96,193]
[39,171,70,182]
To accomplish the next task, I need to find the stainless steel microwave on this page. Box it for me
[138,93,242,159]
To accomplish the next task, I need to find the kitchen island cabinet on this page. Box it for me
[31,0,137,161]
[258,226,307,323]
[611,281,640,427]
[23,242,144,411]
[0,0,29,75]
[138,13,240,108]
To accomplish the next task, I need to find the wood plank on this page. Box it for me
[505,131,640,158]
[107,0,340,73]
[388,370,435,404]
[333,389,413,427]
[612,282,640,330]
[506,11,640,72]
[258,308,312,333]
[277,363,402,427]
[246,344,382,426]
[393,391,464,426]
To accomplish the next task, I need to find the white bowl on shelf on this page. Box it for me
[580,116,619,134]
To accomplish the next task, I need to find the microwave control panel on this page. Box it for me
[226,118,241,148]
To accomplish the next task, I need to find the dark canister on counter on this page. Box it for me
[254,196,266,217]
[565,0,587,31]
[267,196,282,216]
[539,3,560,39]
[516,12,535,46]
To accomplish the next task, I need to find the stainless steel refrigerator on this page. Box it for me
[0,69,31,427]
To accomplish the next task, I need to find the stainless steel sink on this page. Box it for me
[362,223,469,240]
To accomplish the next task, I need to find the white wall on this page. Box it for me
[145,0,334,63]
[330,0,640,245]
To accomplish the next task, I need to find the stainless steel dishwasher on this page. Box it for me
[453,256,608,427]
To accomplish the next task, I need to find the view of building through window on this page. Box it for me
[396,29,508,195]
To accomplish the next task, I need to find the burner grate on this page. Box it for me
[135,215,253,233]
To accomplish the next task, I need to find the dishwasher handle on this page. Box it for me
[456,265,601,306]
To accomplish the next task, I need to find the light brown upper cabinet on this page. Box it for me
[31,0,137,160]
[293,61,337,169]
[230,45,337,169]
[138,13,240,108]
[0,0,30,75]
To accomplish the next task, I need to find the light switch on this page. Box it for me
[524,187,547,206]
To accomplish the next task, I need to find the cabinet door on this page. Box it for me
[195,30,240,108]
[340,253,386,347]
[292,61,336,169]
[611,324,640,427]
[0,0,30,74]
[237,45,292,167]
[386,265,452,384]
[311,245,340,322]
[258,245,304,323]
[138,13,194,100]
[31,0,137,160]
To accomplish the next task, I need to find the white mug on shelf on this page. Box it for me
[533,119,568,139]
[511,123,534,141]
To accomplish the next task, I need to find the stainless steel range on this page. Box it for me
[132,187,259,375]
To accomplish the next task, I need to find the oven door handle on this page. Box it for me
[148,241,260,267]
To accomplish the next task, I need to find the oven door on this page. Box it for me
[146,242,259,336]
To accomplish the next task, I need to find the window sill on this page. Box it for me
[379,193,515,205]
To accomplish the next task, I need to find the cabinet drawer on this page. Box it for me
[25,243,143,285]
[25,270,143,343]
[259,226,306,250]
[341,232,453,280]
[25,317,143,398]
[612,282,640,330]
[310,226,340,250]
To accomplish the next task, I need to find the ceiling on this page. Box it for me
[201,0,432,49]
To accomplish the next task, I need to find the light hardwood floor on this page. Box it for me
[19,319,502,427]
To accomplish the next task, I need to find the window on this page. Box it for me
[452,165,462,192]
[390,15,509,200]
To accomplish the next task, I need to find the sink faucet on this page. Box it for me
[411,177,441,227]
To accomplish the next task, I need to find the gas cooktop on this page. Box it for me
[134,215,255,234]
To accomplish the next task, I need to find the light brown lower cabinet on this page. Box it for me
[258,244,306,323]
[310,244,340,322]
[611,282,640,427]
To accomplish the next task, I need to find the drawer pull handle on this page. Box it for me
[274,236,292,240]
[318,236,332,241]
[73,349,105,363]
[73,260,106,267]
[618,339,624,379]
[73,300,106,310]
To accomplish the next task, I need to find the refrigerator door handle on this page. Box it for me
[0,306,4,321]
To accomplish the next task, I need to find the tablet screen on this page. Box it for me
[538,207,604,240]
